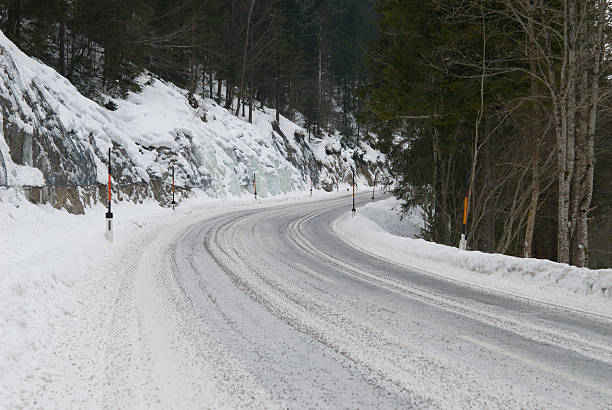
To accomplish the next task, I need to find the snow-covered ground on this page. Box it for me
[357,195,424,238]
[0,186,345,407]
[336,197,612,318]
[1,191,611,408]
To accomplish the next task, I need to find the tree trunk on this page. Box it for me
[466,2,487,248]
[225,79,233,110]
[523,6,541,259]
[547,0,578,264]
[575,0,605,267]
[237,0,256,117]
[288,73,293,121]
[209,70,213,100]
[524,136,540,258]
[248,21,253,124]
[343,74,348,132]
[8,0,22,46]
[431,129,440,243]
[59,21,66,76]
[317,19,322,135]
[189,0,196,98]
[482,116,496,253]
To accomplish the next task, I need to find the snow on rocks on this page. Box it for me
[0,29,381,209]
[336,198,612,318]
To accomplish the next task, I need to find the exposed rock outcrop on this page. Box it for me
[0,30,384,213]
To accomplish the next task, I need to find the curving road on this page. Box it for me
[75,194,612,409]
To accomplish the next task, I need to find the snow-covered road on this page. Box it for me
[26,195,612,408]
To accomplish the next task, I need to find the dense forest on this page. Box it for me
[0,0,610,268]
[363,0,611,268]
[0,0,374,141]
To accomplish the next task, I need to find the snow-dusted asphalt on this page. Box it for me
[36,195,612,409]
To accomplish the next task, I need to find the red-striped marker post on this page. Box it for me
[171,164,176,210]
[352,169,356,216]
[105,147,113,243]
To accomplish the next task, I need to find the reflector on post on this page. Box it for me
[253,172,257,199]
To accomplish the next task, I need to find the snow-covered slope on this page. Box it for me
[0,30,381,211]
[335,207,612,316]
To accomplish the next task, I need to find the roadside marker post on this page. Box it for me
[105,147,113,243]
[336,177,339,192]
[372,171,377,201]
[352,169,356,216]
[253,172,257,199]
[310,178,313,197]
[171,164,176,210]
[459,177,469,250]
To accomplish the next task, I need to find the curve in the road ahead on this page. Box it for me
[171,195,612,409]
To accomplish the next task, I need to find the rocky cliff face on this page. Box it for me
[0,40,100,188]
[0,30,383,214]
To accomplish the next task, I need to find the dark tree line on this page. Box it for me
[361,0,611,267]
[0,0,375,141]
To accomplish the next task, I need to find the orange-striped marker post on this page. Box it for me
[253,172,257,199]
[459,187,468,250]
[310,178,313,197]
[105,147,113,243]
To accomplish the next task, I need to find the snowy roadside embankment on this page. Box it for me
[0,29,382,211]
[0,187,342,407]
[335,198,612,318]
[357,195,424,238]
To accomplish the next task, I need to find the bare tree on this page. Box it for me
[504,0,609,265]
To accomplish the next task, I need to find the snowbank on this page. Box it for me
[335,208,612,318]
[0,186,343,406]
[357,196,424,238]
